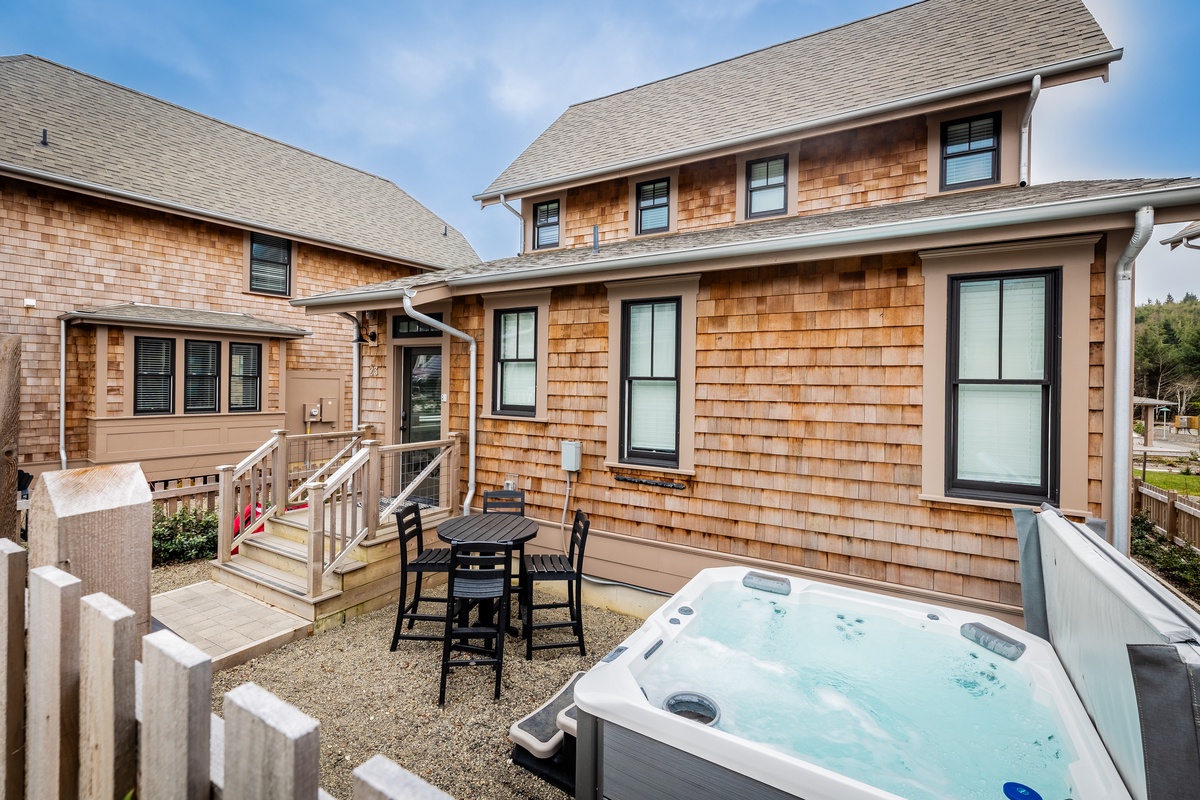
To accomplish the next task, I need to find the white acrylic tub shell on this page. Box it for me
[573,567,1132,800]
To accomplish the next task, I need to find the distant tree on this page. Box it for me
[1185,292,1199,304]
[1167,293,1176,304]
[1170,378,1200,418]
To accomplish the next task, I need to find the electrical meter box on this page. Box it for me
[561,440,582,472]
[320,397,338,425]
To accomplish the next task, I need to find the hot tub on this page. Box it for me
[573,567,1130,800]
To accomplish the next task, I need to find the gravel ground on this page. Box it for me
[208,589,643,800]
[150,558,213,594]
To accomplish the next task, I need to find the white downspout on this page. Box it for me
[59,318,67,469]
[499,193,524,256]
[401,291,477,516]
[1019,75,1041,187]
[1112,206,1155,554]
[338,312,362,430]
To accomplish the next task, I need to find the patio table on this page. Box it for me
[437,513,539,634]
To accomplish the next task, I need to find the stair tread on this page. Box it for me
[219,555,341,600]
[242,532,367,574]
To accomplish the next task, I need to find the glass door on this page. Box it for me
[399,347,442,505]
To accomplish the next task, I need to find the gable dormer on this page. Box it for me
[476,0,1119,254]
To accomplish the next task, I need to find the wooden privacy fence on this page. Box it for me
[0,541,453,800]
[148,474,221,514]
[1133,477,1200,551]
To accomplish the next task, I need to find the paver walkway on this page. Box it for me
[151,580,310,670]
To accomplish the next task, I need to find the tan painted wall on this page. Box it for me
[1,178,413,478]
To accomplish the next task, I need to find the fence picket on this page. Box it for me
[141,630,212,800]
[28,565,82,800]
[79,593,137,800]
[0,540,25,800]
[224,682,320,799]
[353,755,456,800]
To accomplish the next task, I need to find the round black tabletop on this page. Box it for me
[436,513,539,546]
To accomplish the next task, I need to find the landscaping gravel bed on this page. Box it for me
[150,559,213,594]
[209,592,643,800]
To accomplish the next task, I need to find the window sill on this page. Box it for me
[480,413,548,423]
[605,461,695,478]
[919,493,1084,517]
[243,289,292,300]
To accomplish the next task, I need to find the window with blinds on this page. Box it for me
[636,178,670,234]
[948,270,1060,502]
[134,337,175,415]
[184,340,220,413]
[746,155,788,218]
[494,308,537,416]
[941,112,1000,190]
[621,298,680,466]
[229,343,261,412]
[533,200,560,250]
[249,232,291,295]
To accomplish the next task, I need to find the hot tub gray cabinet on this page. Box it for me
[576,709,799,800]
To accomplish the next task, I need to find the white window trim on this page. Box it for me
[524,195,566,253]
[482,290,551,422]
[627,168,680,238]
[605,275,698,475]
[919,235,1099,512]
[735,146,800,223]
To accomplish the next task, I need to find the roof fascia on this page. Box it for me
[475,50,1122,205]
[59,311,311,338]
[1,162,445,273]
[293,282,454,314]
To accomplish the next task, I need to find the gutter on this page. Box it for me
[1112,206,1155,556]
[338,312,363,430]
[1019,75,1042,187]
[59,318,67,469]
[474,50,1122,203]
[400,292,477,516]
[453,183,1200,288]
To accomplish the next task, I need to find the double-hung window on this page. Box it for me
[947,269,1059,502]
[184,340,220,413]
[494,308,537,416]
[941,113,1000,190]
[746,155,788,218]
[249,232,292,296]
[620,298,680,467]
[636,179,670,234]
[533,200,560,249]
[134,337,175,415]
[229,343,262,412]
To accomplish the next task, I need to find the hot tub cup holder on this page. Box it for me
[663,691,720,726]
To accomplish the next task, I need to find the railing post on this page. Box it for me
[366,440,381,541]
[448,432,462,514]
[0,539,25,800]
[1132,477,1143,514]
[79,593,137,800]
[1168,490,1179,541]
[271,429,288,519]
[217,465,235,564]
[307,483,326,598]
[224,683,320,799]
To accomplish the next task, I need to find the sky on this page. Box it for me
[2,0,1198,304]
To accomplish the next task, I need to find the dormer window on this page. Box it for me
[746,155,788,218]
[533,200,560,249]
[636,178,670,234]
[941,112,1000,190]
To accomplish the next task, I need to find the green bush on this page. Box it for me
[1134,421,1146,436]
[152,505,218,566]
[1130,509,1200,600]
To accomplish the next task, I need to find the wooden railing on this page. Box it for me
[0,541,452,799]
[148,474,220,514]
[1133,477,1200,551]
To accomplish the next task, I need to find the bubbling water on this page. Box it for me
[637,584,1075,800]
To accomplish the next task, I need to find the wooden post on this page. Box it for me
[140,630,211,800]
[353,754,455,800]
[448,432,462,514]
[0,539,26,800]
[217,465,234,563]
[29,462,153,642]
[271,429,289,519]
[366,440,381,540]
[0,336,18,542]
[79,593,137,800]
[307,483,325,598]
[28,565,82,800]
[1132,477,1143,513]
[1168,490,1180,540]
[223,683,320,800]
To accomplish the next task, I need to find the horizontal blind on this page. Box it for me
[184,340,219,413]
[250,233,291,295]
[134,337,174,414]
[229,343,261,412]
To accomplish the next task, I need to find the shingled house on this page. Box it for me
[0,55,477,481]
[294,0,1200,619]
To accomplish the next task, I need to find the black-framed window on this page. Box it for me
[533,200,560,249]
[134,337,175,415]
[184,340,220,413]
[229,343,262,413]
[947,269,1060,503]
[493,308,537,416]
[620,298,680,467]
[249,232,291,295]
[746,155,788,218]
[393,313,443,338]
[636,178,670,234]
[941,112,1000,190]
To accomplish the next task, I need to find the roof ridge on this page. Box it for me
[7,54,407,193]
[565,0,930,110]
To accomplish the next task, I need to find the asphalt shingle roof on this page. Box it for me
[304,178,1200,306]
[61,302,311,338]
[479,0,1115,199]
[0,55,479,270]
[1162,220,1200,248]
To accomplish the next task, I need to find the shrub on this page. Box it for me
[152,505,218,566]
[1130,509,1200,601]
[1134,421,1146,436]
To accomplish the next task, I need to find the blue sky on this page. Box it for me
[3,0,1198,302]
